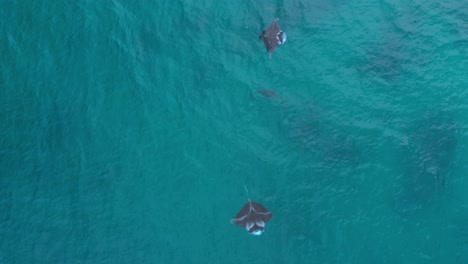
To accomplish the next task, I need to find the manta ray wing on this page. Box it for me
[230,202,252,227]
[251,202,273,222]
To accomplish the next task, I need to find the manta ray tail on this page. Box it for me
[243,183,251,201]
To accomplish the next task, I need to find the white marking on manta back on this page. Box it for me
[231,214,248,223]
[251,204,272,215]
[255,211,271,215]
[245,222,254,231]
[251,229,263,235]
[276,31,286,44]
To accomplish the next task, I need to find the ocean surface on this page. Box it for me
[1,0,467,263]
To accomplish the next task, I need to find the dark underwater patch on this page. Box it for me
[394,111,459,214]
[275,99,361,168]
[357,37,403,85]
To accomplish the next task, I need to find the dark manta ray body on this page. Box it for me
[259,19,287,57]
[231,200,273,235]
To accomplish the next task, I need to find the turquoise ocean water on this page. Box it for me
[1,0,467,263]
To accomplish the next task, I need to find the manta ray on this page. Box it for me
[259,19,287,57]
[231,200,273,235]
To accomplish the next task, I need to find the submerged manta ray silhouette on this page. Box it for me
[259,19,287,57]
[231,186,272,235]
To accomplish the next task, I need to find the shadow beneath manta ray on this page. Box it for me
[394,111,459,215]
[356,33,404,87]
[255,90,361,168]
